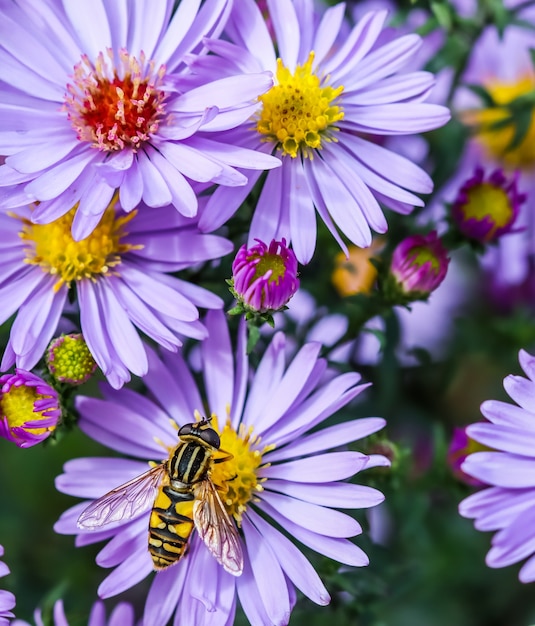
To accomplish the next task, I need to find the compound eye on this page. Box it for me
[200,428,220,449]
[178,423,194,438]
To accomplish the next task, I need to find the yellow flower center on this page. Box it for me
[256,52,344,158]
[464,75,535,169]
[462,183,513,237]
[18,198,141,292]
[251,252,286,284]
[409,246,440,272]
[1,385,55,436]
[211,419,273,525]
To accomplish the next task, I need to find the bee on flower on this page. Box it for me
[55,311,388,625]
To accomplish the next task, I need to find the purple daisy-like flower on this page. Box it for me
[0,198,232,389]
[55,310,388,626]
[191,0,450,263]
[231,238,299,313]
[0,0,280,240]
[451,167,525,243]
[459,349,535,582]
[0,546,15,625]
[390,231,449,296]
[0,369,61,448]
[12,600,136,626]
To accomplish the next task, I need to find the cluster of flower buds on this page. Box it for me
[0,334,97,448]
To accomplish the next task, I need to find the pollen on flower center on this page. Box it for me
[18,198,141,291]
[64,48,168,152]
[464,75,535,169]
[1,385,54,435]
[211,419,273,525]
[251,252,286,284]
[256,52,344,158]
[47,334,98,386]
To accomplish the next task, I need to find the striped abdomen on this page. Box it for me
[148,484,195,569]
[148,441,214,569]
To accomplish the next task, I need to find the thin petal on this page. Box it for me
[201,310,234,421]
[247,509,330,606]
[265,479,385,509]
[259,490,362,537]
[63,0,112,60]
[97,547,153,598]
[260,452,369,483]
[462,452,535,488]
[77,396,169,459]
[260,500,369,566]
[145,565,188,626]
[267,417,386,462]
[242,515,291,626]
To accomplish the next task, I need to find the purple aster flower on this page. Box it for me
[459,349,535,582]
[12,600,136,626]
[55,310,388,626]
[191,0,450,263]
[0,546,15,625]
[0,198,232,389]
[389,231,449,297]
[0,0,280,240]
[0,369,61,448]
[231,238,299,313]
[451,167,525,243]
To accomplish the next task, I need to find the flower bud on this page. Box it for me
[231,239,299,313]
[0,369,61,448]
[46,334,97,386]
[451,167,524,243]
[390,231,449,297]
[447,426,489,486]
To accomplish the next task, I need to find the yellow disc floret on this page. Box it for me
[18,198,141,292]
[1,385,55,436]
[463,75,535,169]
[251,252,286,284]
[256,52,344,158]
[47,334,98,385]
[462,183,513,235]
[211,418,274,525]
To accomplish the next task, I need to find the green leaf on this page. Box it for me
[506,107,533,152]
[463,83,496,108]
[430,1,452,30]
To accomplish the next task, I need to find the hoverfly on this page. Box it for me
[77,417,244,576]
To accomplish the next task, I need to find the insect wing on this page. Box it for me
[77,464,166,530]
[193,480,244,576]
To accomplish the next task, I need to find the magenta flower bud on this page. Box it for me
[0,369,61,448]
[447,426,488,487]
[231,239,299,313]
[451,167,525,243]
[390,231,449,296]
